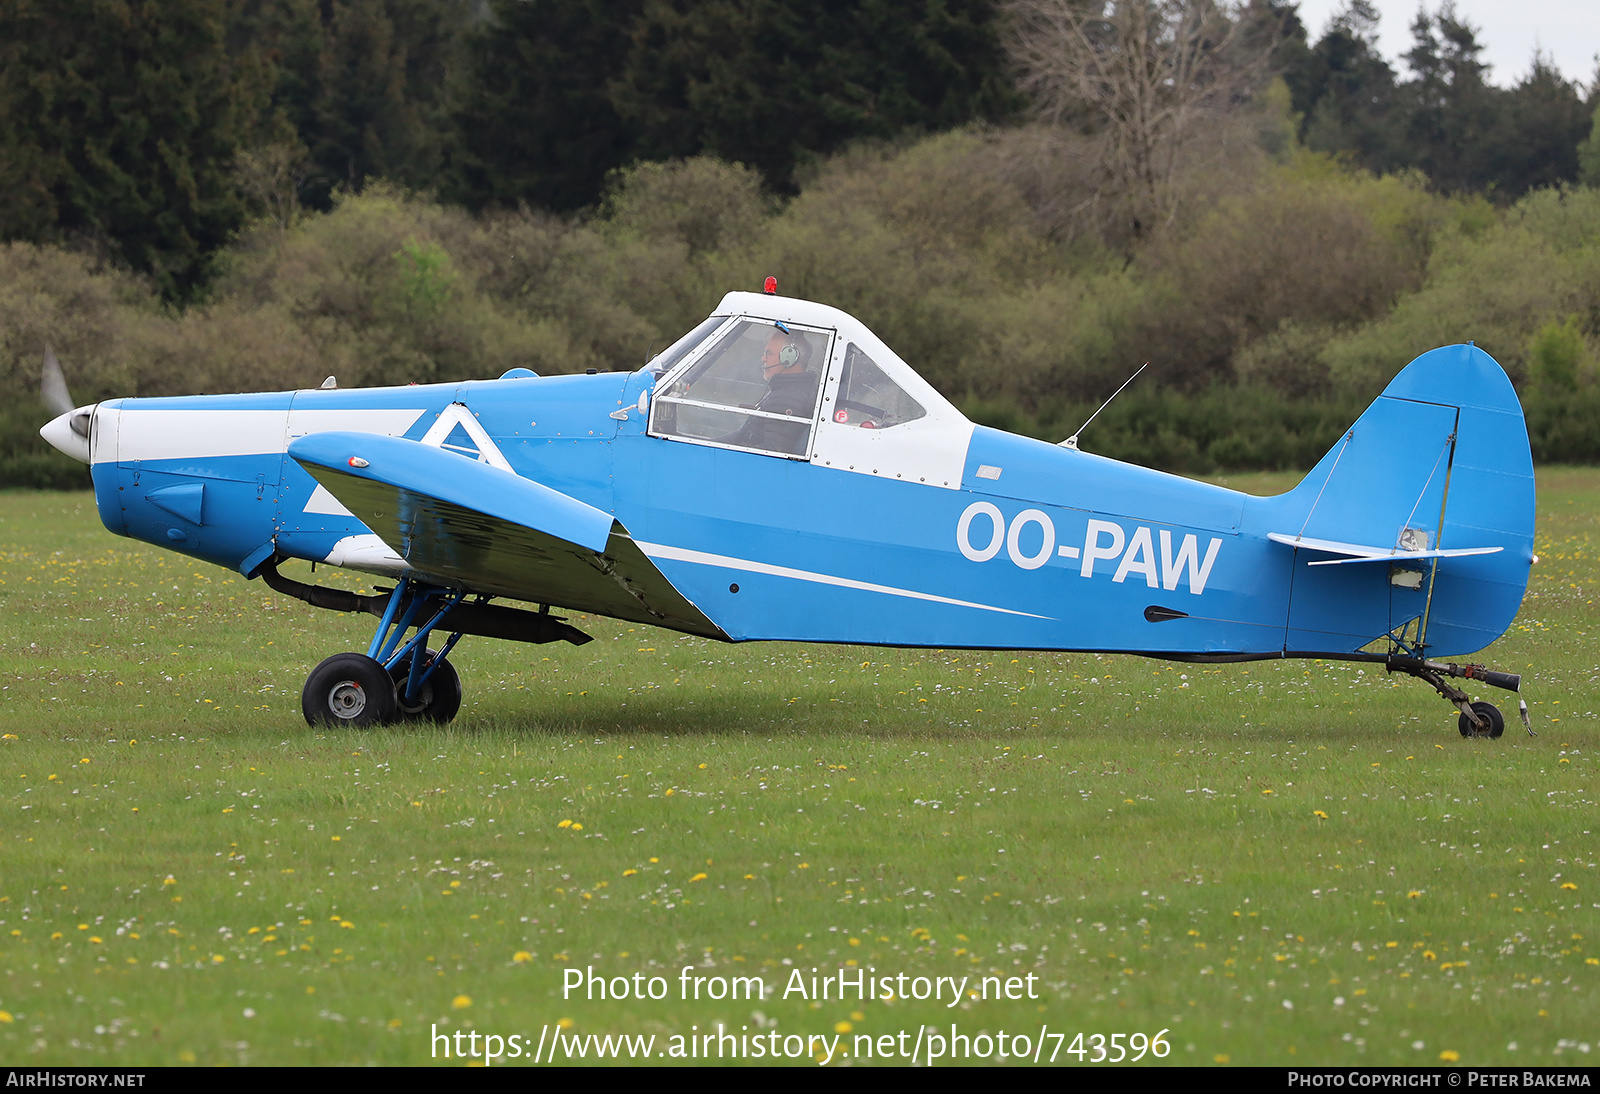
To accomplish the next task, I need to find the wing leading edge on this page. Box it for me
[288,432,726,638]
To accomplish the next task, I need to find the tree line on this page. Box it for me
[2,1,1598,487]
[3,1,1597,299]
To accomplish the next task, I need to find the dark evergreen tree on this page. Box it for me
[1397,2,1500,194]
[1486,56,1590,198]
[613,0,1020,193]
[1290,1,1403,173]
[0,0,253,299]
[451,0,1019,211]
[449,0,644,213]
[232,0,472,208]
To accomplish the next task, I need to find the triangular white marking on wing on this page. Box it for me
[303,483,355,517]
[419,403,513,472]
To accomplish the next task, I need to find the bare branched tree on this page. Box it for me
[1003,1,1283,243]
[232,141,310,230]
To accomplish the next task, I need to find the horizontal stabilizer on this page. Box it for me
[1268,532,1501,567]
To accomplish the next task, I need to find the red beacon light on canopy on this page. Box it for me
[763,276,777,295]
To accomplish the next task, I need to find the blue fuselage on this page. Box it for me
[85,349,1533,662]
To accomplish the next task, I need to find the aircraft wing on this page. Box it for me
[288,432,726,637]
[1267,532,1502,567]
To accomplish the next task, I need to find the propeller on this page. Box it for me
[42,343,76,419]
[38,345,94,461]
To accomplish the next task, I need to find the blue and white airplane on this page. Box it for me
[40,285,1535,736]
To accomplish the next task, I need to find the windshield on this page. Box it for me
[649,318,832,458]
[643,315,729,376]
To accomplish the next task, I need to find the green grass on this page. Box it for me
[0,470,1595,1066]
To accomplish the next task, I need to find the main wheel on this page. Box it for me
[388,649,462,724]
[302,653,397,727]
[1458,701,1505,739]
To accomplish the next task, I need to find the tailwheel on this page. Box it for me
[1387,656,1532,739]
[303,653,397,727]
[389,648,463,724]
[1458,701,1505,739]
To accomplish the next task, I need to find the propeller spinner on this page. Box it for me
[39,344,94,463]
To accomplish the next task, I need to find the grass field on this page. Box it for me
[0,470,1595,1067]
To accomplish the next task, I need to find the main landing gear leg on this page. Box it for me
[1384,656,1534,740]
[301,577,468,728]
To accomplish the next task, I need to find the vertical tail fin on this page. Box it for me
[1273,345,1534,656]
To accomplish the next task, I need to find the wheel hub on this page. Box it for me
[396,680,433,715]
[327,680,366,719]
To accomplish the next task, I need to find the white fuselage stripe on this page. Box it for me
[114,408,426,462]
[634,541,1052,619]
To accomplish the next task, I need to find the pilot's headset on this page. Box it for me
[773,322,805,368]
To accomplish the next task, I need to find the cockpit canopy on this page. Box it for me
[644,292,968,486]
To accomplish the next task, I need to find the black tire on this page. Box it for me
[388,649,463,724]
[1458,701,1505,739]
[302,653,397,727]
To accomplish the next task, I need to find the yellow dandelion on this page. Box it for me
[689,873,707,883]
[834,1020,853,1034]
[558,1017,574,1029]
[557,819,572,828]
[387,1019,402,1029]
[1314,810,1328,819]
[571,823,583,831]
[664,788,675,796]
[698,763,707,769]
[1423,950,1437,961]
[1561,883,1578,891]
[1407,891,1422,899]
[513,951,533,963]
[89,936,102,944]
[1214,1054,1230,1064]
[0,1012,11,1024]
[452,995,472,1009]
[623,868,638,876]
[1439,1050,1460,1062]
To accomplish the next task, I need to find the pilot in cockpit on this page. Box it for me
[722,324,819,454]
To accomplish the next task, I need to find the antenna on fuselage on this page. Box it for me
[1060,361,1148,451]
